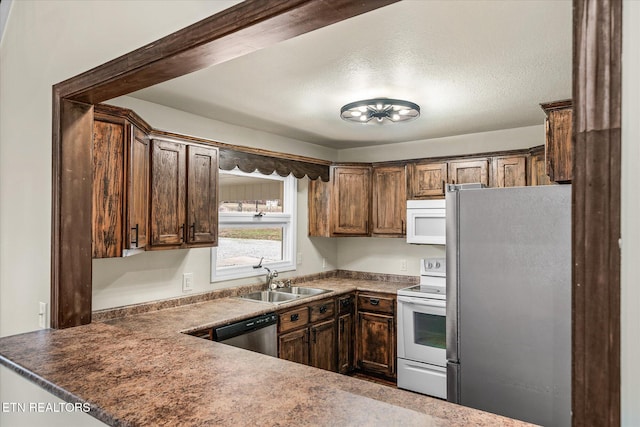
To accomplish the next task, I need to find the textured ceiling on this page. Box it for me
[129,0,572,149]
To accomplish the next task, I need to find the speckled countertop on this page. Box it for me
[0,276,533,426]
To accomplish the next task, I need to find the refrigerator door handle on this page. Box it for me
[445,186,459,363]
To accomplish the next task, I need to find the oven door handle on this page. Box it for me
[398,296,446,308]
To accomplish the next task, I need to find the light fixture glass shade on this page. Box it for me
[340,98,420,124]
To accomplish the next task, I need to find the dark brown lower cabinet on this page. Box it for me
[279,328,309,365]
[309,319,337,371]
[338,312,354,374]
[337,293,355,374]
[277,292,395,380]
[277,298,337,372]
[357,311,395,378]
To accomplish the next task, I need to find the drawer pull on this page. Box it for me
[341,298,351,307]
[319,305,328,314]
[290,313,299,322]
[370,298,380,306]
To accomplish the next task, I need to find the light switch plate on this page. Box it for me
[38,302,47,328]
[182,273,194,292]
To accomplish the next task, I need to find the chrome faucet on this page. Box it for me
[264,267,279,290]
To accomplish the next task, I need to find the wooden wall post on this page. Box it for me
[572,0,622,425]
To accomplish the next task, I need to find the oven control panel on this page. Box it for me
[420,257,446,277]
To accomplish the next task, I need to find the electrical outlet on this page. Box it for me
[322,258,326,269]
[182,273,194,292]
[400,259,407,271]
[38,302,47,329]
[296,252,303,265]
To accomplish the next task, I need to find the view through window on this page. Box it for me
[212,168,296,281]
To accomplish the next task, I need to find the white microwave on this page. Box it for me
[406,199,446,245]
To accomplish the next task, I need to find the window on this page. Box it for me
[211,168,297,282]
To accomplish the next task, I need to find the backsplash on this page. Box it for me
[92,269,418,321]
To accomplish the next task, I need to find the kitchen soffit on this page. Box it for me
[127,0,572,149]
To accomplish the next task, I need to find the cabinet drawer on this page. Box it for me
[357,294,395,314]
[279,306,309,333]
[309,298,335,323]
[338,294,354,314]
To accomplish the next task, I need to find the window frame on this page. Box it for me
[211,168,297,282]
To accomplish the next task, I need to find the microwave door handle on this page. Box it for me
[398,296,446,308]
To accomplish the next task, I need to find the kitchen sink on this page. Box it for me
[236,287,331,305]
[274,286,331,296]
[236,291,299,305]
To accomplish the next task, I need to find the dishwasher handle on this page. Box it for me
[213,313,277,342]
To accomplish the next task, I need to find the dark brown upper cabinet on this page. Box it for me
[128,127,150,250]
[150,139,218,249]
[187,145,218,245]
[491,155,527,188]
[541,100,573,183]
[331,166,371,236]
[92,112,149,258]
[371,165,406,237]
[408,161,448,199]
[528,146,553,186]
[309,165,371,237]
[448,158,490,186]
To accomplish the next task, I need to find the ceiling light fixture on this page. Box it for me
[340,98,420,124]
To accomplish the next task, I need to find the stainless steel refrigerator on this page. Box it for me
[445,184,571,427]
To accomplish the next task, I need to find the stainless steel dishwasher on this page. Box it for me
[213,312,278,357]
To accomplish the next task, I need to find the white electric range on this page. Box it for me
[397,258,447,399]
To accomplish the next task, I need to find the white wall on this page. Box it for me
[0,1,239,425]
[338,124,544,162]
[336,238,445,276]
[621,1,640,424]
[0,0,241,337]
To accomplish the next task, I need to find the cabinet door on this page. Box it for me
[126,125,149,250]
[492,155,526,188]
[279,328,309,365]
[331,166,371,235]
[309,319,337,372]
[409,162,447,198]
[186,145,218,245]
[529,150,553,186]
[448,159,489,186]
[92,119,125,258]
[357,312,395,377]
[338,312,354,374]
[545,107,573,183]
[372,166,406,236]
[150,140,186,247]
[308,178,331,237]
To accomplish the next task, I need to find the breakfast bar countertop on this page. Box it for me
[0,277,534,426]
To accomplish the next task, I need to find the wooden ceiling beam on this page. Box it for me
[55,0,399,104]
